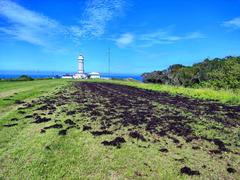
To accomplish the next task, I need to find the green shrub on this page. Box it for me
[142,56,240,89]
[17,75,34,81]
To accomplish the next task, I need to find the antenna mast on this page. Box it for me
[108,47,111,78]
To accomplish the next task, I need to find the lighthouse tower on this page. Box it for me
[78,55,84,74]
[73,54,87,79]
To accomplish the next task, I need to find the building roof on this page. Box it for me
[89,72,100,75]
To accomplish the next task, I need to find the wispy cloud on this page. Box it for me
[0,0,66,47]
[112,30,204,48]
[139,30,204,47]
[0,0,125,48]
[70,0,125,39]
[223,17,240,29]
[115,33,134,47]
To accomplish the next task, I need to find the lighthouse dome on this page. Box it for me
[78,55,84,60]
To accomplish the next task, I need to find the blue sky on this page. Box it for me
[0,0,240,74]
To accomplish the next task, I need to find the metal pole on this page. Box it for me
[108,48,111,78]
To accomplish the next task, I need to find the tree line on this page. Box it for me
[142,56,240,89]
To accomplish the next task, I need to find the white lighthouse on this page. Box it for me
[73,54,87,79]
[78,55,84,74]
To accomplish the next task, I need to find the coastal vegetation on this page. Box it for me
[142,56,240,89]
[0,75,34,82]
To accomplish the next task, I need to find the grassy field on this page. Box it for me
[0,79,68,117]
[0,79,239,179]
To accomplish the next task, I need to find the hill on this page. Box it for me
[142,56,240,89]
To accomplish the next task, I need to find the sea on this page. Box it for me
[0,71,143,81]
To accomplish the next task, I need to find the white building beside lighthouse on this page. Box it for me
[73,54,87,79]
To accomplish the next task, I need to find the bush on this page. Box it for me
[17,75,34,81]
[142,56,240,89]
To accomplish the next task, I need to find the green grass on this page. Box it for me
[0,80,182,179]
[87,79,240,105]
[0,79,239,179]
[0,79,68,117]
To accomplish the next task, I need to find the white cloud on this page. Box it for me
[139,30,204,47]
[0,0,125,48]
[185,32,205,39]
[71,0,125,39]
[223,17,240,29]
[0,0,66,47]
[116,33,134,47]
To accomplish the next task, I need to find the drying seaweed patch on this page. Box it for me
[180,166,200,176]
[45,146,51,150]
[3,98,11,101]
[168,136,180,144]
[37,105,48,111]
[213,139,228,152]
[101,137,126,148]
[159,148,168,153]
[192,146,200,150]
[11,118,18,121]
[3,123,18,127]
[91,130,113,136]
[48,111,54,115]
[175,158,185,163]
[83,125,92,131]
[57,125,76,136]
[59,129,67,136]
[64,119,76,126]
[23,103,34,108]
[129,131,146,141]
[40,129,46,133]
[67,82,240,153]
[66,111,76,115]
[17,107,25,111]
[43,124,63,130]
[17,81,239,178]
[227,167,236,174]
[134,171,144,177]
[66,125,76,130]
[18,111,26,114]
[33,116,51,124]
[209,149,222,154]
[15,100,24,104]
[25,115,33,119]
